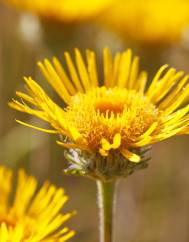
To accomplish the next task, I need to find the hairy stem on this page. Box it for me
[97,180,117,242]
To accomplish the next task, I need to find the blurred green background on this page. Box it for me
[1,2,189,242]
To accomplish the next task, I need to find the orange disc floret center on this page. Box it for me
[65,87,161,150]
[0,216,16,228]
[95,100,125,115]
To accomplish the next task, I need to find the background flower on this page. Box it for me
[102,0,189,47]
[0,165,75,242]
[4,0,113,23]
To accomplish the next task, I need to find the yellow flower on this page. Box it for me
[103,0,189,46]
[0,165,75,241]
[5,0,113,23]
[9,48,189,178]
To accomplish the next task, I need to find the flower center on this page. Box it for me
[66,87,161,149]
[95,100,125,115]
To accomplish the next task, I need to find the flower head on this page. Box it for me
[0,165,75,241]
[5,0,113,23]
[102,0,189,46]
[10,48,189,180]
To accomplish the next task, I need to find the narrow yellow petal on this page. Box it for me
[60,230,76,242]
[64,52,84,93]
[68,127,86,144]
[117,49,132,88]
[112,133,121,149]
[178,127,189,134]
[146,64,168,96]
[86,50,99,87]
[56,141,88,150]
[99,148,109,156]
[159,75,189,109]
[151,70,183,103]
[163,105,189,126]
[15,91,36,105]
[103,47,113,87]
[0,223,8,242]
[16,120,58,133]
[111,52,121,87]
[148,67,176,100]
[132,136,152,147]
[52,57,76,95]
[128,56,139,89]
[101,138,111,151]
[136,122,158,140]
[164,84,189,114]
[75,48,91,91]
[41,59,71,104]
[121,149,141,163]
[135,71,148,93]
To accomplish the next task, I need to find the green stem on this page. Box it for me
[97,180,117,242]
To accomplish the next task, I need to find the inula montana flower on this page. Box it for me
[103,0,189,46]
[0,165,75,241]
[10,48,189,180]
[5,0,113,23]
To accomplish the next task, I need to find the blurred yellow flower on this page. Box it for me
[0,166,75,241]
[10,48,189,164]
[5,0,113,23]
[103,0,189,46]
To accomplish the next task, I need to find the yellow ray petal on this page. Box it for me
[75,48,91,91]
[128,56,139,89]
[151,70,183,103]
[112,133,121,149]
[86,50,99,87]
[134,71,148,93]
[64,52,84,93]
[56,141,88,150]
[177,127,189,134]
[159,74,189,109]
[111,52,121,87]
[117,49,132,88]
[16,120,58,133]
[101,138,111,151]
[99,148,109,156]
[146,64,168,96]
[15,91,36,105]
[163,105,189,126]
[136,122,158,140]
[164,84,189,115]
[121,149,141,163]
[132,136,152,147]
[39,59,71,104]
[68,127,86,144]
[52,57,76,95]
[103,47,113,87]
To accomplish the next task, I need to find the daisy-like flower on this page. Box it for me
[10,48,189,180]
[4,0,113,23]
[0,165,75,241]
[102,0,189,46]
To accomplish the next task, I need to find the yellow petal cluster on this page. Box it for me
[5,0,113,23]
[0,166,75,242]
[103,0,189,46]
[9,48,189,163]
